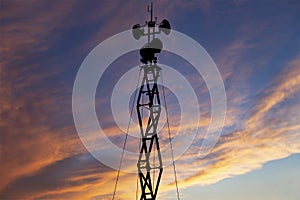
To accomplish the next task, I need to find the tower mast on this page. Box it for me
[132,3,171,200]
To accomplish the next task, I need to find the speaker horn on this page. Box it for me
[159,19,171,35]
[132,24,144,40]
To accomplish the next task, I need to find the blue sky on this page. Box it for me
[1,0,300,199]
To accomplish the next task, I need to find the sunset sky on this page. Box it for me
[1,0,300,200]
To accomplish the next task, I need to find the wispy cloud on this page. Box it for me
[166,54,300,190]
[1,0,299,199]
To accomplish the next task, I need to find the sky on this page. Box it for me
[1,0,300,200]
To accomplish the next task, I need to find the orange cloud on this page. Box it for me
[0,79,84,192]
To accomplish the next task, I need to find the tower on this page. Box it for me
[132,3,171,200]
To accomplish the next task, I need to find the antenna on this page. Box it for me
[148,2,153,22]
[131,3,171,64]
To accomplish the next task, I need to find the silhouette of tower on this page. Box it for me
[132,3,171,200]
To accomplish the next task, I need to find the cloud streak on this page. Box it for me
[1,1,300,199]
[169,54,300,190]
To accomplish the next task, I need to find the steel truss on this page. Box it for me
[137,63,163,200]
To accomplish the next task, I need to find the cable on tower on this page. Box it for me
[112,68,142,200]
[161,71,181,200]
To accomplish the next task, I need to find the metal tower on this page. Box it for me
[132,3,171,200]
[137,63,163,200]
